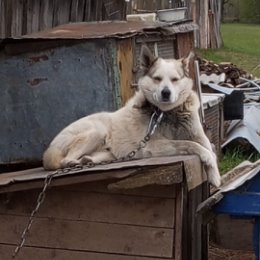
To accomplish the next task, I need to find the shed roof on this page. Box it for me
[0,155,206,194]
[17,20,197,40]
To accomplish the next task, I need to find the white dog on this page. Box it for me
[43,45,221,187]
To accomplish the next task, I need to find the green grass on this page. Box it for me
[219,147,260,175]
[196,23,260,78]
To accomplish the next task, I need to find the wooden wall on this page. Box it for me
[0,180,178,260]
[0,0,127,38]
[189,0,222,48]
[0,0,221,49]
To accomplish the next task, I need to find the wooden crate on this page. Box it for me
[202,94,224,155]
[0,156,208,260]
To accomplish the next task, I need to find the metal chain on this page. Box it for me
[12,109,164,258]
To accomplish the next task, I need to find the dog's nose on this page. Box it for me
[161,87,171,101]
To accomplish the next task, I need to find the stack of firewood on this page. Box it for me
[197,57,253,86]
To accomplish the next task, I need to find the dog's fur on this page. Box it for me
[43,45,221,187]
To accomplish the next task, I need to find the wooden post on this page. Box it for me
[117,39,135,105]
[253,217,260,260]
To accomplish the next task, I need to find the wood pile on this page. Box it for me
[198,57,253,86]
[198,57,260,103]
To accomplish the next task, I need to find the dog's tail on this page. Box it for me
[43,146,63,170]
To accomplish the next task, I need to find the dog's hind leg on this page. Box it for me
[61,130,106,168]
[143,139,221,187]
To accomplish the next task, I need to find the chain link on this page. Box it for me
[12,109,164,258]
[12,170,59,257]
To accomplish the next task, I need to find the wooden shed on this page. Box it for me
[0,156,209,260]
[0,20,197,167]
[0,19,211,260]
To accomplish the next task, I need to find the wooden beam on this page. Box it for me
[0,215,174,257]
[108,164,183,190]
[117,39,135,105]
[0,244,173,260]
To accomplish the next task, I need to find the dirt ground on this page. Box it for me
[208,243,254,260]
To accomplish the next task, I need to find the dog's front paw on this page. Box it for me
[199,151,221,187]
[199,150,215,165]
[206,164,221,187]
[80,155,93,165]
[61,158,80,168]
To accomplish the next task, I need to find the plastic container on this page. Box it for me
[157,8,187,22]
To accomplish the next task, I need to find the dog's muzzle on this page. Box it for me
[161,87,171,102]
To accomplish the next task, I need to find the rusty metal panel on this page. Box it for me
[0,39,117,164]
[13,21,197,40]
[20,21,154,40]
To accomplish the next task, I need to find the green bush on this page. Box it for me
[239,0,260,24]
[223,0,260,24]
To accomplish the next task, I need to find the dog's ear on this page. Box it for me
[140,45,156,74]
[181,51,194,76]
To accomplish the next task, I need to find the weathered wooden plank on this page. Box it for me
[0,188,175,228]
[176,32,194,58]
[32,0,40,33]
[183,182,208,260]
[174,184,183,260]
[4,0,12,37]
[70,0,85,22]
[176,32,196,91]
[105,0,126,20]
[181,182,189,260]
[117,39,135,105]
[199,0,208,48]
[201,182,209,260]
[84,0,92,21]
[26,0,36,34]
[11,0,23,36]
[0,244,173,260]
[0,168,137,194]
[59,180,177,198]
[108,164,183,190]
[0,0,5,38]
[189,184,203,260]
[39,0,54,31]
[0,156,188,193]
[0,215,174,257]
[53,0,71,27]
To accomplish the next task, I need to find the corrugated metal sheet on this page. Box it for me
[0,39,116,164]
[222,103,260,153]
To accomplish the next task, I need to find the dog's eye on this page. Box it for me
[153,76,162,82]
[171,78,178,82]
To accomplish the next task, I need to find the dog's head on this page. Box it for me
[137,45,194,111]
